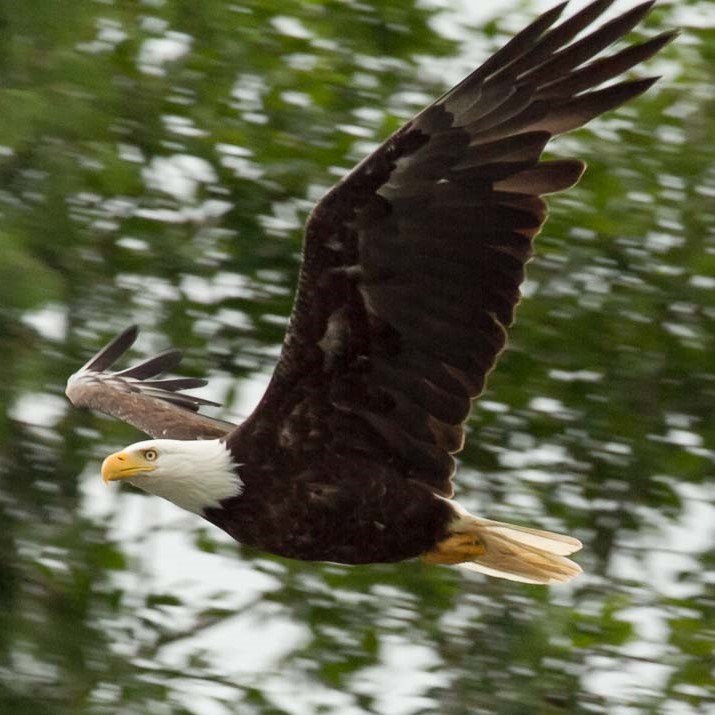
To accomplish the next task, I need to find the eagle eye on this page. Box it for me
[144,449,158,462]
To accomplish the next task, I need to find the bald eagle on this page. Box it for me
[66,1,673,584]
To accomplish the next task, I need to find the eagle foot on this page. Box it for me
[420,532,486,565]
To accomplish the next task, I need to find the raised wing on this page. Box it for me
[228,0,673,496]
[66,325,234,440]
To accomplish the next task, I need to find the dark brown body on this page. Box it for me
[205,455,454,563]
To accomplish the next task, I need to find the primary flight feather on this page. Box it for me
[66,0,674,583]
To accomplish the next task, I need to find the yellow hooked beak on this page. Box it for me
[102,451,157,484]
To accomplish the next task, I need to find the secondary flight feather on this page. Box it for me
[66,0,674,583]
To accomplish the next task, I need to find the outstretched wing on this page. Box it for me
[227,0,673,496]
[66,325,235,440]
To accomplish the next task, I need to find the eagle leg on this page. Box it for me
[420,503,583,584]
[421,532,486,565]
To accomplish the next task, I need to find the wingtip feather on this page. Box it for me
[79,324,139,373]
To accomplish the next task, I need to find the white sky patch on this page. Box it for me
[213,307,252,331]
[549,369,603,383]
[219,155,264,181]
[648,482,715,563]
[690,274,715,289]
[646,230,686,253]
[116,236,150,252]
[10,392,67,428]
[138,31,192,76]
[164,684,236,715]
[140,15,168,34]
[77,19,127,55]
[115,273,181,302]
[265,686,365,715]
[528,396,579,421]
[647,429,706,452]
[670,1,715,29]
[353,106,384,124]
[271,15,313,40]
[133,199,232,224]
[418,0,524,82]
[188,372,245,420]
[79,462,117,521]
[231,74,265,109]
[81,481,309,683]
[337,122,376,138]
[163,604,309,677]
[162,114,207,138]
[21,303,68,341]
[583,655,675,715]
[143,154,217,202]
[118,143,145,163]
[664,429,703,448]
[216,143,252,157]
[351,636,447,715]
[602,441,632,456]
[284,52,319,72]
[281,90,311,107]
[178,271,257,303]
[477,399,509,413]
[217,143,264,181]
[499,443,572,469]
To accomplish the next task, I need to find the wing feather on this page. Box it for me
[232,3,673,494]
[67,326,234,440]
[67,3,672,481]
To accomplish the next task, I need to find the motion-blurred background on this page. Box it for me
[0,1,712,713]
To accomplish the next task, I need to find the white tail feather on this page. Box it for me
[435,505,583,584]
[472,518,582,556]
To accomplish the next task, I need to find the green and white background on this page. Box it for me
[0,1,713,712]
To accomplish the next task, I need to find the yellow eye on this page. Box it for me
[144,449,158,462]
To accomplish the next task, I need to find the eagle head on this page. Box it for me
[101,438,242,514]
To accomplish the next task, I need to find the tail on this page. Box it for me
[422,505,582,584]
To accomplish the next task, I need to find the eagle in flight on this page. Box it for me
[66,0,673,583]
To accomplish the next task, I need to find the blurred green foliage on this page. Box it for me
[0,0,713,713]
